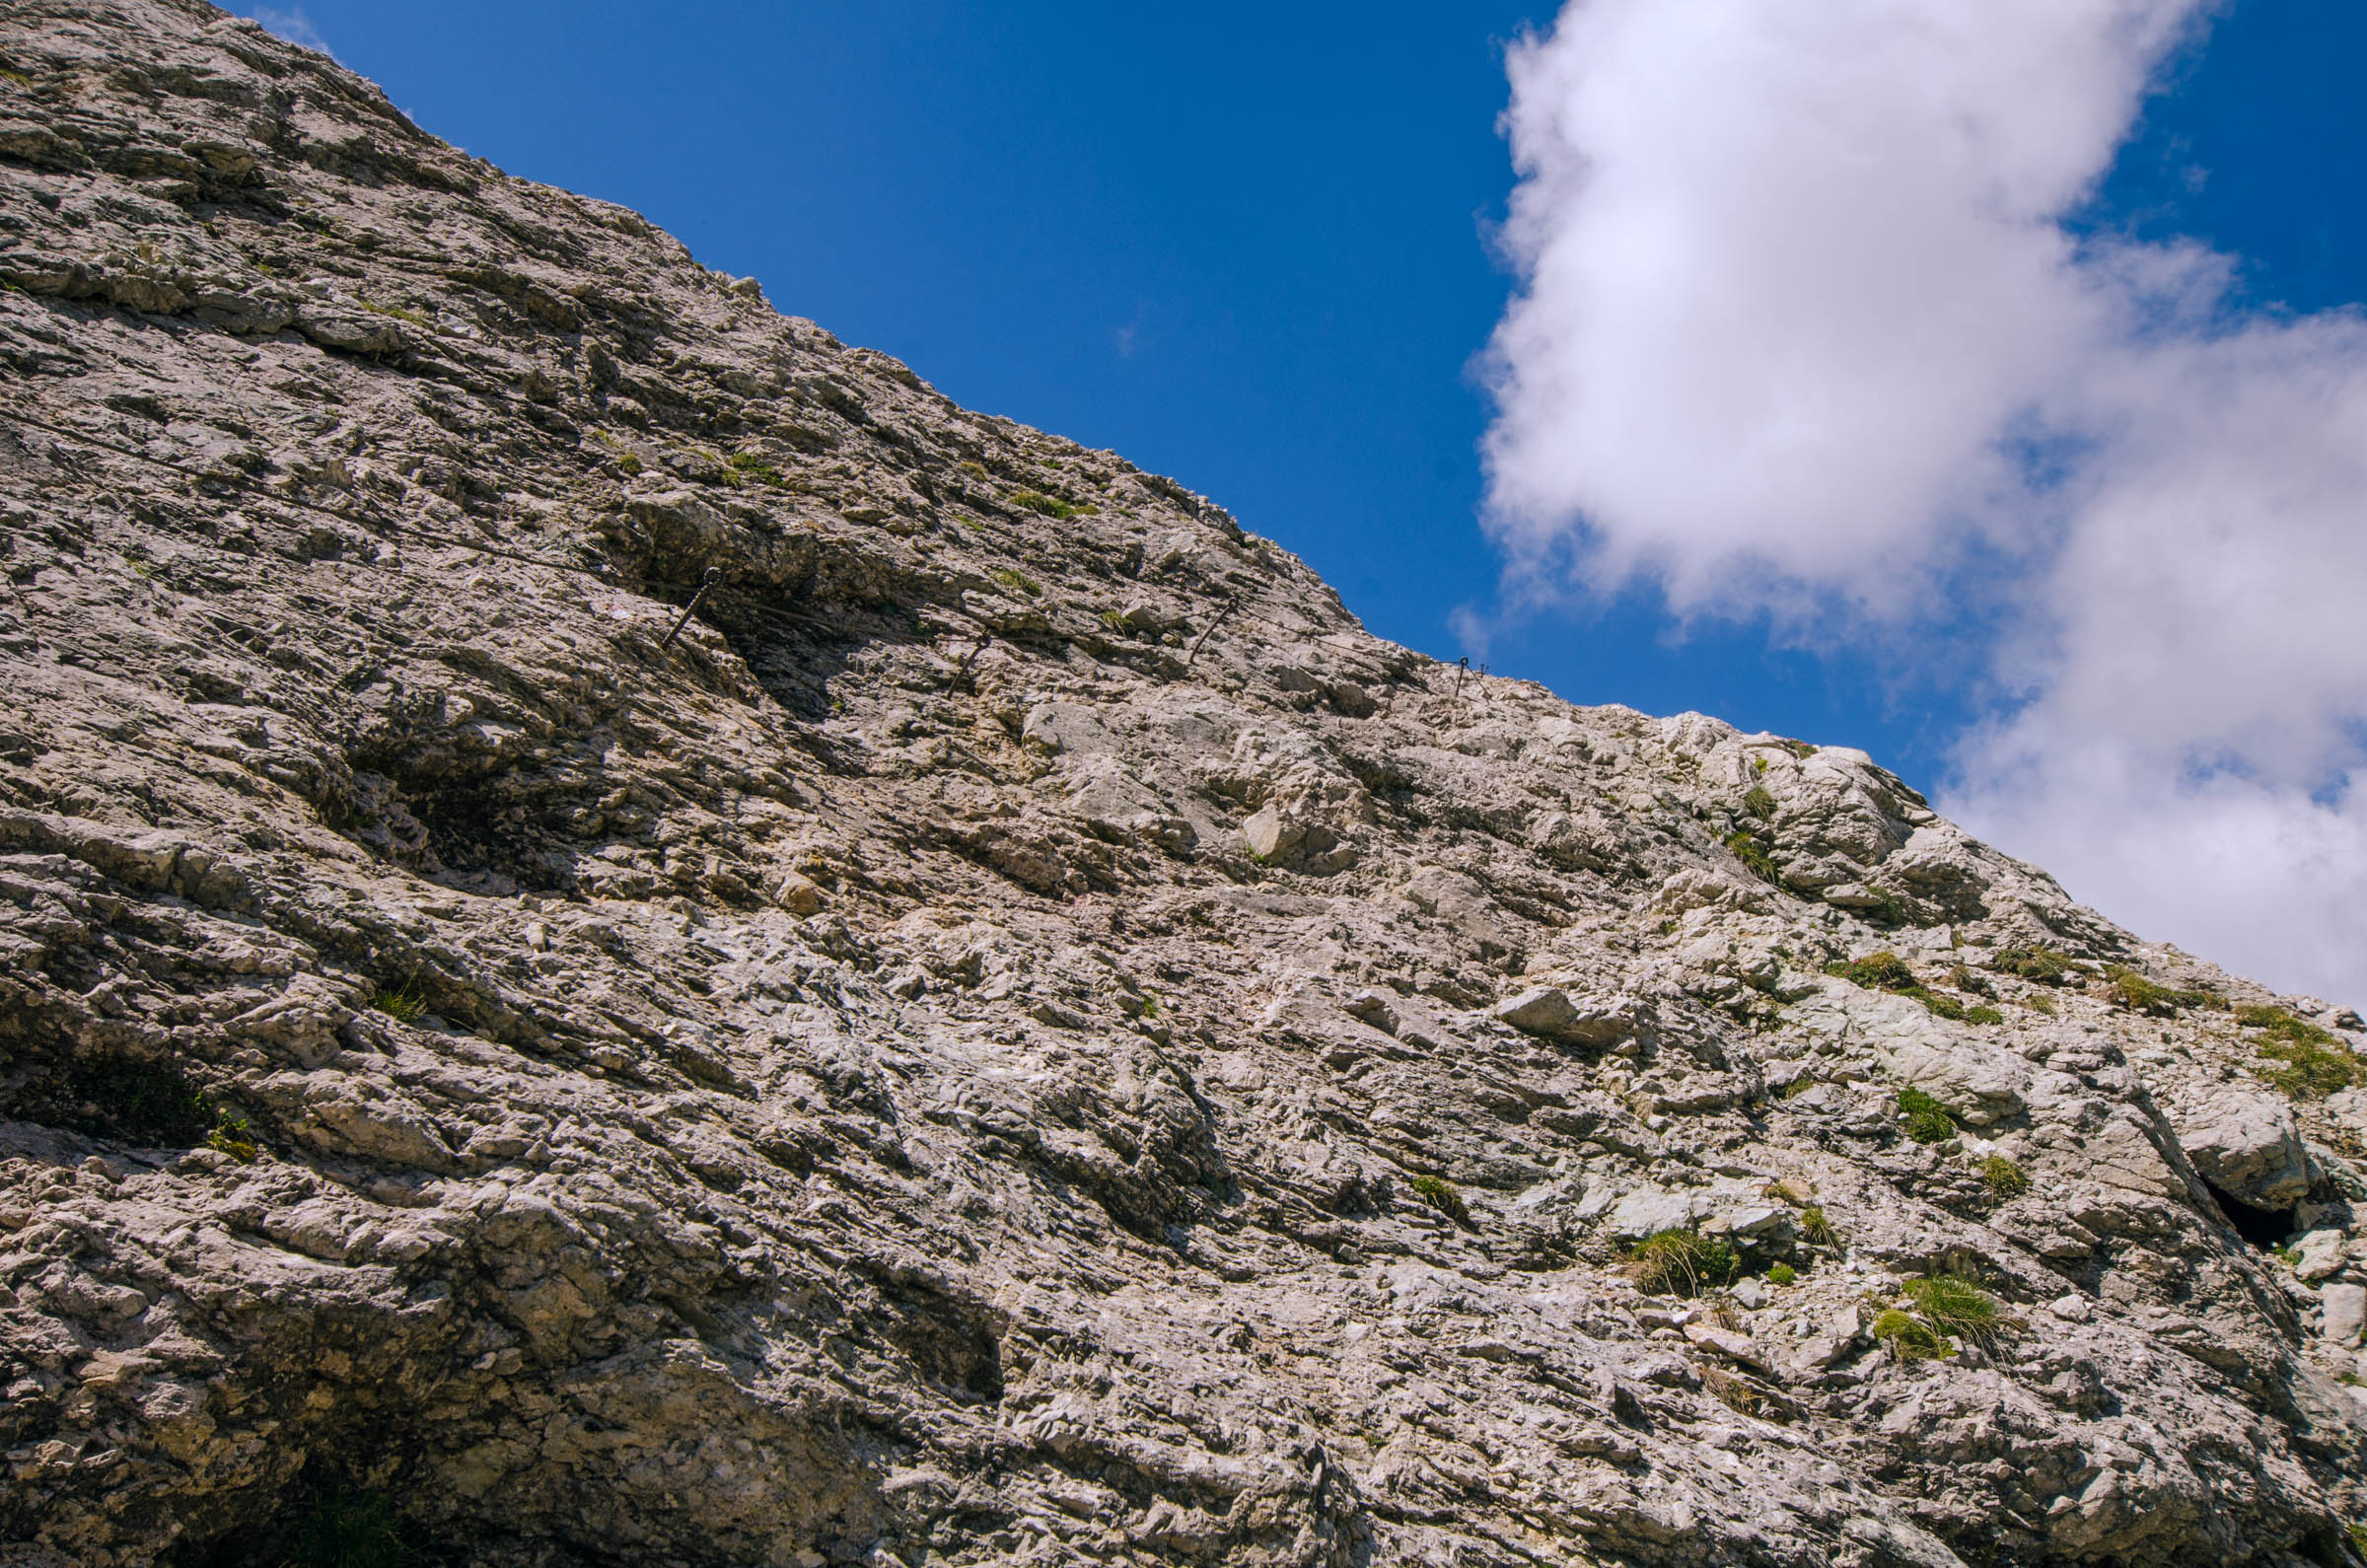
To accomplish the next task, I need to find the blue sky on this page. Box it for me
[245,4,2367,1005]
[248,1,2357,790]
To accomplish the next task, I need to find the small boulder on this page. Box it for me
[1020,703,1066,754]
[1327,680,1376,718]
[1606,1187,1709,1241]
[2176,1092,2312,1209]
[229,976,355,1069]
[1343,990,1399,1034]
[1496,986,1581,1037]
[1714,1204,1789,1241]
[1683,1322,1770,1374]
[775,874,827,916]
[2322,1283,2366,1348]
[1243,805,1312,863]
[2293,1229,2348,1283]
[1493,986,1643,1046]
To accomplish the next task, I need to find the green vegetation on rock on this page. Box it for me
[1628,1229,1741,1297]
[1904,1275,2005,1347]
[1897,1087,1956,1144]
[1008,489,1088,520]
[1979,1155,2029,1199]
[1873,1308,1948,1359]
[1828,952,2000,1025]
[2103,965,2219,1017]
[370,976,427,1024]
[2241,1006,2362,1098]
[1990,947,2082,985]
[1407,1175,1469,1223]
[1723,828,1780,885]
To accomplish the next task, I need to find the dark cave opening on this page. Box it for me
[2202,1177,2297,1250]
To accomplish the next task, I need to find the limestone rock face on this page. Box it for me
[2172,1089,2316,1209]
[3,5,2367,1566]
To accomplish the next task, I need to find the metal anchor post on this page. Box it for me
[661,566,723,650]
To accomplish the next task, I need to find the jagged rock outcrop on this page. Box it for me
[3,5,2367,1565]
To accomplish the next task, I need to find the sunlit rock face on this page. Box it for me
[2,5,2365,1564]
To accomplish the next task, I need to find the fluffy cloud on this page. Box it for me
[1483,0,2367,1004]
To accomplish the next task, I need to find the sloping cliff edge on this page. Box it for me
[3,5,2367,1565]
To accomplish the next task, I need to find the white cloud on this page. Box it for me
[1483,0,2367,1005]
[242,7,333,59]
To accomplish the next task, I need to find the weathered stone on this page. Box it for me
[2323,1284,2367,1348]
[774,873,828,914]
[2294,1229,2348,1283]
[1243,802,1304,861]
[0,8,2358,1566]
[1606,1186,1711,1240]
[2176,1092,2313,1208]
[1493,985,1642,1045]
[1495,985,1582,1037]
[1684,1321,1772,1374]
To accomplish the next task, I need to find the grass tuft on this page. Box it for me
[726,451,785,487]
[1990,947,2082,985]
[2241,1004,2338,1042]
[1628,1228,1741,1297]
[1742,785,1778,820]
[1008,489,1091,520]
[1828,952,1917,990]
[369,976,428,1025]
[2240,1006,2362,1098]
[1897,1087,1956,1144]
[1723,829,1780,885]
[1764,1261,1798,1286]
[1797,1204,1837,1247]
[1873,1275,2008,1360]
[204,1109,258,1163]
[1872,1308,1949,1360]
[358,298,431,327]
[1979,1155,2030,1199]
[1407,1175,1469,1224]
[988,566,1042,598]
[1829,952,1996,1023]
[2104,965,2219,1016]
[1904,1274,2005,1347]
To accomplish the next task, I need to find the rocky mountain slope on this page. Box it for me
[4,4,2367,1564]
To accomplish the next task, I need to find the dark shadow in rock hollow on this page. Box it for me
[2202,1176,2297,1250]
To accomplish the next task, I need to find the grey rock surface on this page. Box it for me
[2,4,2367,1565]
[2175,1091,2315,1209]
[2324,1284,2367,1350]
